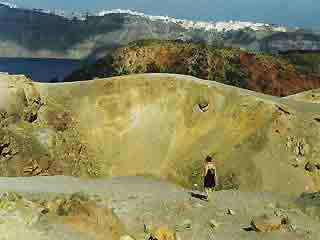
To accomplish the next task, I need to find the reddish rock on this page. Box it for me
[65,40,320,97]
[239,52,320,97]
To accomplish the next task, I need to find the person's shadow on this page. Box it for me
[189,191,208,201]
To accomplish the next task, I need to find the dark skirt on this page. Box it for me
[204,171,216,188]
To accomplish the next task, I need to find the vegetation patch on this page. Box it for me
[64,39,320,97]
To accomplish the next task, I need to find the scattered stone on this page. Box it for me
[70,192,89,202]
[286,137,310,157]
[41,208,49,214]
[289,224,297,231]
[281,216,291,225]
[250,215,282,232]
[1,147,10,155]
[176,219,192,231]
[0,192,23,202]
[128,194,138,199]
[153,225,176,240]
[290,156,306,168]
[198,102,209,112]
[274,210,283,217]
[226,209,235,215]
[0,135,18,160]
[33,166,42,176]
[209,219,220,229]
[290,162,299,168]
[44,194,126,239]
[305,162,317,172]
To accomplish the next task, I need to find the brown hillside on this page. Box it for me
[64,40,320,97]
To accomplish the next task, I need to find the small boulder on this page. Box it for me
[290,156,306,168]
[153,225,176,240]
[70,192,89,202]
[305,162,317,172]
[281,216,291,225]
[289,224,297,231]
[251,215,282,232]
[209,219,219,229]
[226,209,235,215]
[175,219,192,232]
[274,210,283,217]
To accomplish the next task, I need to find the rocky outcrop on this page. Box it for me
[0,133,19,161]
[2,73,320,194]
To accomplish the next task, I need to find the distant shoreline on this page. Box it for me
[0,57,84,82]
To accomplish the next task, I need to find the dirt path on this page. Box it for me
[0,176,319,240]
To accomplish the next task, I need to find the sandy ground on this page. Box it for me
[0,176,319,240]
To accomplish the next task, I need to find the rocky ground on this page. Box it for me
[2,73,320,239]
[0,176,319,240]
[2,73,320,193]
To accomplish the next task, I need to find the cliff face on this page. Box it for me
[2,73,320,194]
[64,40,320,97]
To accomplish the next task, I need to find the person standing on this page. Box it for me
[203,155,218,200]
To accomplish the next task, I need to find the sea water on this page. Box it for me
[0,57,84,82]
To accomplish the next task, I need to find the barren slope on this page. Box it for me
[1,73,320,194]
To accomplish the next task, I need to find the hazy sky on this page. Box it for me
[5,0,320,28]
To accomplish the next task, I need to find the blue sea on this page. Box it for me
[0,57,84,82]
